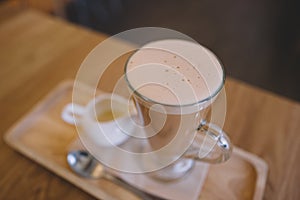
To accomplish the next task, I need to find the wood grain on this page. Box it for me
[4,81,267,200]
[0,8,299,200]
[224,79,300,200]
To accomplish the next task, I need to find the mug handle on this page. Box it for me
[61,103,85,125]
[185,120,232,163]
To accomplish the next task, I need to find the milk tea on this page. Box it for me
[125,40,223,158]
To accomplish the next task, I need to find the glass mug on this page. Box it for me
[124,39,232,181]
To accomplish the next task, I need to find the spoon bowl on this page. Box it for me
[67,150,104,179]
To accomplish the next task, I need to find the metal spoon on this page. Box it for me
[67,150,160,200]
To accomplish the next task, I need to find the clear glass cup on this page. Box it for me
[124,39,232,181]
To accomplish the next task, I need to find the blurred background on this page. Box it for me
[2,0,299,101]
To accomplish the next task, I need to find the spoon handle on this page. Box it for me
[104,173,160,200]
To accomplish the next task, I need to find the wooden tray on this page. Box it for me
[4,81,268,200]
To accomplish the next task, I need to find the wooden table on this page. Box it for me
[0,9,299,200]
